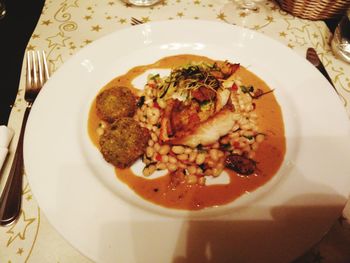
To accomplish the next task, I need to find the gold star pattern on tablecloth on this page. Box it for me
[16,248,24,255]
[91,25,102,31]
[26,45,36,51]
[216,12,225,21]
[61,0,79,12]
[119,18,127,24]
[84,15,92,20]
[177,12,184,17]
[41,19,52,26]
[6,211,35,247]
[47,32,70,48]
[279,31,287,37]
[141,17,151,23]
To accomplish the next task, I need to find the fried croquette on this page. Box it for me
[96,86,137,123]
[99,117,150,168]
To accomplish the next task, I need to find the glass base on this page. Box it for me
[331,16,350,64]
[0,2,6,20]
[122,0,161,6]
[221,1,271,30]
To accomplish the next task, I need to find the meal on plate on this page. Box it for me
[88,54,286,210]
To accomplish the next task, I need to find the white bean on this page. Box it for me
[161,155,169,163]
[188,151,197,162]
[154,143,160,152]
[186,175,198,184]
[156,162,167,170]
[168,156,177,164]
[159,145,170,155]
[188,166,197,175]
[151,132,158,142]
[172,145,185,154]
[143,164,156,176]
[184,148,192,154]
[209,149,219,161]
[195,153,206,165]
[146,147,154,158]
[177,154,188,161]
[167,163,177,171]
[198,177,206,185]
[148,139,154,147]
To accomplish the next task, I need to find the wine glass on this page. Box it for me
[221,0,272,30]
[0,1,6,20]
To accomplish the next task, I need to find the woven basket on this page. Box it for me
[276,0,350,20]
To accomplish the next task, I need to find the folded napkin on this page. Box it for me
[0,125,14,171]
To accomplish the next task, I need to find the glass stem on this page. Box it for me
[0,1,6,20]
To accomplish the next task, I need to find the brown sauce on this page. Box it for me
[88,54,286,210]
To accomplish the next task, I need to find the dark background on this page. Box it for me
[0,0,45,125]
[0,0,341,125]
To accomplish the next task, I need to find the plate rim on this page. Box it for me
[24,19,350,263]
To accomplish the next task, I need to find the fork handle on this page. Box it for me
[0,107,30,226]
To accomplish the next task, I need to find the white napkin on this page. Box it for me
[0,125,14,171]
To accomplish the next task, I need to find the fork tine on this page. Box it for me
[0,50,49,226]
[26,51,32,89]
[42,51,50,80]
[31,51,38,89]
[37,51,44,87]
[26,50,49,91]
[131,17,143,25]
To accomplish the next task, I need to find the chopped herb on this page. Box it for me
[241,85,254,93]
[220,143,232,151]
[196,144,204,151]
[150,74,160,80]
[241,85,274,99]
[156,62,221,102]
[199,163,207,171]
[136,96,145,108]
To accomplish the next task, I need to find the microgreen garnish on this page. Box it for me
[240,85,274,99]
[157,63,221,101]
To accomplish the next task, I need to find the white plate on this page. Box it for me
[24,20,350,263]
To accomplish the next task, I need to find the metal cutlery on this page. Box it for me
[0,50,49,226]
[306,47,338,94]
[131,17,143,26]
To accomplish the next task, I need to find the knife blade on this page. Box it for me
[306,47,338,94]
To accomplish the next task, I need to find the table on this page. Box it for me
[1,1,350,262]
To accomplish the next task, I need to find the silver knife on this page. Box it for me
[306,47,338,94]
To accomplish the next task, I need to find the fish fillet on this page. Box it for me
[169,108,238,148]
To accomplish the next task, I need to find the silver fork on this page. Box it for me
[131,17,144,26]
[0,50,49,226]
